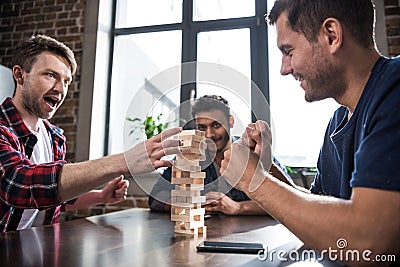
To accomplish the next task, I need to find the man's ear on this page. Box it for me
[229,115,234,128]
[12,65,25,86]
[321,18,343,54]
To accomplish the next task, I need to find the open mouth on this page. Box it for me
[43,96,59,108]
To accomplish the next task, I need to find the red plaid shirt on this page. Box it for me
[0,97,68,232]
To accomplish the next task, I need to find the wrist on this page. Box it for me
[247,171,270,199]
[93,190,105,204]
[232,201,242,215]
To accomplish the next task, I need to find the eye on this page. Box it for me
[285,48,294,56]
[197,125,206,131]
[47,72,55,78]
[212,122,221,128]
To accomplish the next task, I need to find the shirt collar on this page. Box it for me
[0,97,33,138]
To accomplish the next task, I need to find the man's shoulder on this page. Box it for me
[375,56,400,84]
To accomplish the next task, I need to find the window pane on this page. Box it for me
[267,0,338,167]
[109,31,182,154]
[116,0,182,28]
[197,29,251,137]
[193,0,255,21]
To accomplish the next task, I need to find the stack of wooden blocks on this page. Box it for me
[171,130,207,235]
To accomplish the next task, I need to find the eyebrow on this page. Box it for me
[196,120,221,126]
[278,44,293,54]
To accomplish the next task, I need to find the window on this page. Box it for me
[100,0,268,156]
[90,0,339,169]
[109,31,182,154]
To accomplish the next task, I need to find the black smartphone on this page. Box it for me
[196,241,264,254]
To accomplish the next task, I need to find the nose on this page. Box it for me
[204,127,215,138]
[280,55,293,76]
[53,79,68,94]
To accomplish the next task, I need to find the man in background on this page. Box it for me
[149,95,292,215]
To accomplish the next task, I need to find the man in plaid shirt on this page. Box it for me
[0,35,181,232]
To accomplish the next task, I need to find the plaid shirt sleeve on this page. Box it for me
[0,125,66,209]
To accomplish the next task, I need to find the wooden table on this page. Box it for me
[0,208,341,267]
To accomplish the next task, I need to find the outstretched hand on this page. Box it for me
[125,127,182,175]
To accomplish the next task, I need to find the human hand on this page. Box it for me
[125,127,182,175]
[220,141,268,194]
[101,175,129,204]
[241,120,272,171]
[203,191,241,215]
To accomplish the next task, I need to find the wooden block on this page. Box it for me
[174,225,195,235]
[172,165,202,173]
[180,153,206,161]
[180,146,205,155]
[175,156,200,166]
[171,206,204,215]
[189,207,205,216]
[171,195,205,205]
[187,196,206,203]
[178,130,205,137]
[171,213,204,223]
[174,224,207,235]
[171,178,205,185]
[179,139,207,149]
[171,169,205,178]
[175,184,204,190]
[186,220,205,229]
[171,190,198,197]
[171,202,194,208]
[198,226,207,234]
[173,134,204,142]
[171,207,186,215]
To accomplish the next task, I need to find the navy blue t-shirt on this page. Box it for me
[311,56,400,199]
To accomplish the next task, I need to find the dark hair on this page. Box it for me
[191,95,230,121]
[267,0,375,48]
[11,34,77,75]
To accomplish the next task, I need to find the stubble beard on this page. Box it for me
[21,80,54,120]
[303,45,346,103]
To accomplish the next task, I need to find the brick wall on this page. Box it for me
[0,0,86,162]
[385,0,400,56]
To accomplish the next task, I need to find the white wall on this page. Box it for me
[0,65,14,102]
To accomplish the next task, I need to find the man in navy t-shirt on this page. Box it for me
[219,1,400,265]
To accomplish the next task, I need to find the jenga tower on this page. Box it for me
[171,130,207,235]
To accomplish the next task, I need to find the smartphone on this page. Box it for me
[196,241,264,254]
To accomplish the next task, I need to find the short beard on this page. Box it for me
[21,80,52,120]
[304,45,346,102]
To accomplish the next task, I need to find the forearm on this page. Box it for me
[58,153,128,201]
[249,174,400,259]
[64,190,103,211]
[237,200,268,215]
[269,163,309,193]
[269,162,293,186]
